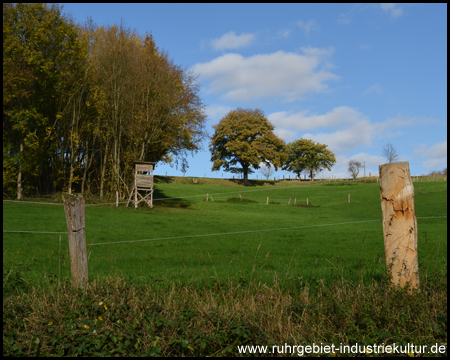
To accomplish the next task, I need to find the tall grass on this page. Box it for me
[3,248,447,356]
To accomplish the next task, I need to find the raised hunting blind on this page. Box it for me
[126,161,155,208]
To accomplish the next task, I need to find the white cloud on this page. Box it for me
[205,104,232,123]
[346,152,386,173]
[269,106,368,132]
[380,3,403,18]
[268,107,422,157]
[297,19,319,34]
[273,128,297,142]
[211,31,255,51]
[363,83,383,96]
[414,141,447,170]
[192,48,339,102]
[269,106,372,153]
[338,4,403,24]
[358,44,371,51]
[302,120,373,154]
[277,29,292,38]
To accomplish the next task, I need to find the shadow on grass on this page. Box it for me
[228,179,278,187]
[153,175,175,184]
[152,187,192,209]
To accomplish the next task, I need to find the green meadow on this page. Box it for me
[3,177,447,287]
[3,177,447,356]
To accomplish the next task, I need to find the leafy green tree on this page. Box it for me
[210,108,286,185]
[283,139,336,181]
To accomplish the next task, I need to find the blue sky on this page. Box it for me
[61,3,447,179]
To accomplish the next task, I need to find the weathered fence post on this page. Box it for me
[266,197,269,205]
[206,193,209,201]
[63,194,88,289]
[348,194,351,203]
[116,191,119,207]
[379,162,419,290]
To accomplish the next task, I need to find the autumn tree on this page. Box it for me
[348,160,362,180]
[210,108,286,185]
[90,26,206,198]
[89,23,140,198]
[126,34,206,171]
[283,139,336,181]
[3,7,207,198]
[3,3,88,197]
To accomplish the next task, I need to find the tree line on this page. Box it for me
[3,3,206,199]
[210,108,336,184]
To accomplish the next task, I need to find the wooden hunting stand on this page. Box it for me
[126,161,155,208]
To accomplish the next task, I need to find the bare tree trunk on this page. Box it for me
[100,143,108,199]
[242,164,250,185]
[68,134,74,195]
[17,142,23,200]
[68,105,77,195]
[81,140,88,195]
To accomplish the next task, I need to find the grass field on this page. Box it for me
[3,177,447,287]
[3,177,447,356]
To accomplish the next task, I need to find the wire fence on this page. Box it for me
[3,216,447,246]
[4,181,447,248]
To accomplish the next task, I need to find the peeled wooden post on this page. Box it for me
[63,194,88,289]
[348,194,351,203]
[266,197,269,205]
[379,162,419,290]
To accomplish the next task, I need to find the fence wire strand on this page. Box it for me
[3,216,447,246]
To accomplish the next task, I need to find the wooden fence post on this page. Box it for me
[379,162,419,290]
[63,194,88,289]
[348,194,351,203]
[266,197,269,205]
